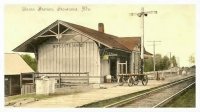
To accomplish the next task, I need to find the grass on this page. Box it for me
[163,84,195,107]
[6,93,54,101]
[5,90,83,106]
[5,93,61,105]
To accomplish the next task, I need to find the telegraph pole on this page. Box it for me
[168,52,174,75]
[169,52,173,67]
[169,52,172,75]
[147,40,161,73]
[129,7,157,74]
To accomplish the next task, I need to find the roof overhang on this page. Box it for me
[13,20,150,54]
[13,20,114,53]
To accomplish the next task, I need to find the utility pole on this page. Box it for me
[169,52,173,67]
[176,57,180,67]
[147,40,161,73]
[168,52,173,75]
[129,7,157,74]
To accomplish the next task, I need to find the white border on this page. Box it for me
[1,0,199,112]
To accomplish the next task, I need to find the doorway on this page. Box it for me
[110,58,117,79]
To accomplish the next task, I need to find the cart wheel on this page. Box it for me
[118,76,124,86]
[133,76,139,85]
[128,77,134,87]
[142,75,148,86]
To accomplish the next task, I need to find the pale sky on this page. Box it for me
[4,4,195,67]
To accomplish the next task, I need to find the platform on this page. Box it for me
[19,74,194,108]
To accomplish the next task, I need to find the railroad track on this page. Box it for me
[104,76,195,108]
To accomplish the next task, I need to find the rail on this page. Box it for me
[103,76,194,107]
[153,82,195,107]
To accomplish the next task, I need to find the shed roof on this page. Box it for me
[115,37,152,55]
[13,20,151,55]
[115,37,140,51]
[4,53,34,75]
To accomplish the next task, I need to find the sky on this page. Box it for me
[4,4,195,67]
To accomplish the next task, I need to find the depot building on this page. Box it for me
[13,20,151,84]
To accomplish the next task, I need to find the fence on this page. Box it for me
[34,72,89,88]
[21,83,35,94]
[20,73,35,95]
[144,70,179,80]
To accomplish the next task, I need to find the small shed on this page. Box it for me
[4,53,34,96]
[13,20,152,84]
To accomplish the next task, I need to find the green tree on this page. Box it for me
[144,54,172,72]
[155,54,162,71]
[144,57,153,72]
[171,56,177,67]
[189,54,195,65]
[21,54,37,71]
[162,56,170,70]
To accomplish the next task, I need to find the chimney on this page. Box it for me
[98,23,104,33]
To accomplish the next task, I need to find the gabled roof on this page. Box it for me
[13,20,151,54]
[4,53,34,75]
[61,21,130,51]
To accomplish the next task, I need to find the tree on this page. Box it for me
[144,57,153,72]
[21,54,37,71]
[189,54,195,65]
[171,56,177,67]
[155,54,162,71]
[162,56,170,70]
[144,54,173,72]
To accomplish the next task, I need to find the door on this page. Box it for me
[4,76,10,96]
[110,58,117,79]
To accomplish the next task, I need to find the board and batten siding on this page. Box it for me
[37,34,101,83]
